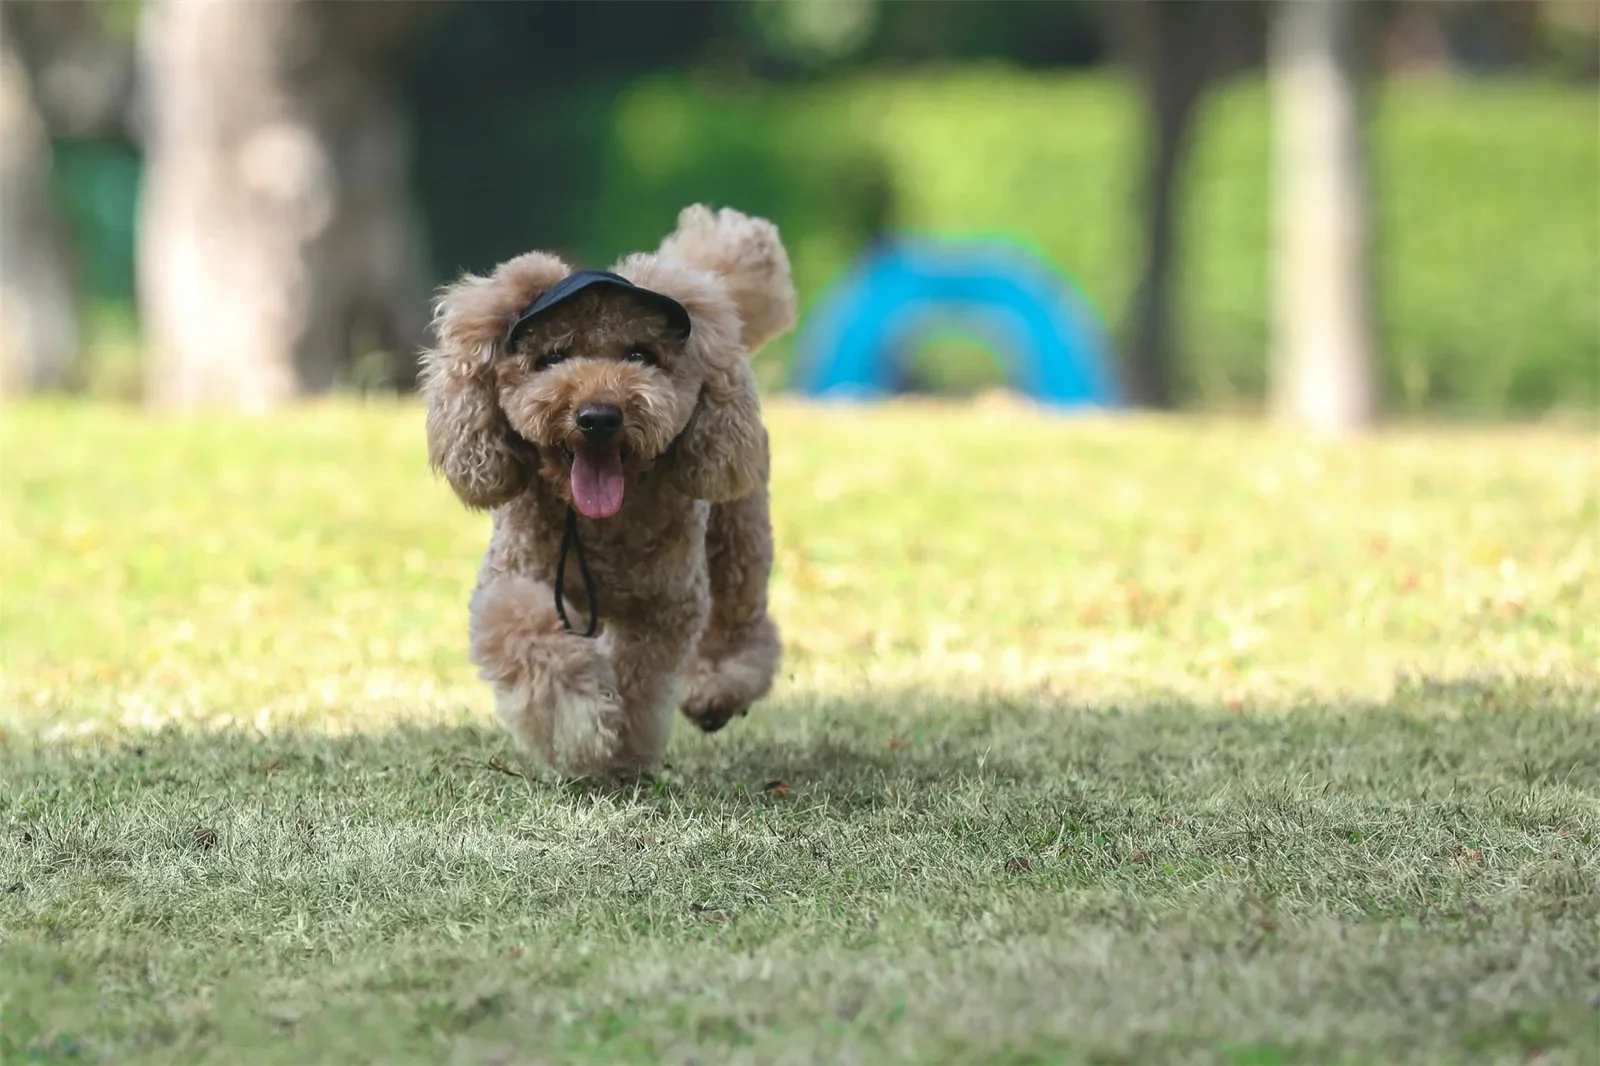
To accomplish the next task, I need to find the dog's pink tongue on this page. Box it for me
[571,447,626,518]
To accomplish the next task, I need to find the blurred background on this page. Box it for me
[0,0,1595,426]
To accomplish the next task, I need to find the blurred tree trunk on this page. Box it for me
[1116,1,1256,409]
[1269,0,1377,433]
[137,0,440,410]
[0,15,78,397]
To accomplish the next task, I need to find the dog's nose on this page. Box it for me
[576,403,624,442]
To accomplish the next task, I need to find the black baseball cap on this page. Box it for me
[505,269,692,348]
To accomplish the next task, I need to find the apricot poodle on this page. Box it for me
[421,205,795,777]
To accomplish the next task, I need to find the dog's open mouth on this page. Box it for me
[563,443,629,519]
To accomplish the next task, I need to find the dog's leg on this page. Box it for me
[469,573,625,777]
[598,595,706,771]
[681,483,781,733]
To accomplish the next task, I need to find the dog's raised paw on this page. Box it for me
[681,698,750,734]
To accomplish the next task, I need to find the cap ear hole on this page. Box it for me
[506,314,540,352]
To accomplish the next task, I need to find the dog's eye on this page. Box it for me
[624,346,656,367]
[535,350,568,371]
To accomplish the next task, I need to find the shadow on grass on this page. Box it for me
[5,674,1596,815]
[1,678,1595,1066]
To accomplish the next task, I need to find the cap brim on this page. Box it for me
[505,269,692,348]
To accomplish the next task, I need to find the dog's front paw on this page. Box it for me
[490,636,624,776]
[545,647,625,775]
[472,575,626,775]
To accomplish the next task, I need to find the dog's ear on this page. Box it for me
[421,253,570,509]
[612,253,766,502]
[656,205,797,355]
[659,379,768,503]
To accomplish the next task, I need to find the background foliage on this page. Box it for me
[57,69,1598,415]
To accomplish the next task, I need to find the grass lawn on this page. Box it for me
[1,397,1597,1065]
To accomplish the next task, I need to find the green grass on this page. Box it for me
[2,398,1598,1065]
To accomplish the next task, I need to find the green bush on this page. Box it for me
[565,69,1599,414]
[1367,79,1599,413]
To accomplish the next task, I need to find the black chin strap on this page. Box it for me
[554,506,599,638]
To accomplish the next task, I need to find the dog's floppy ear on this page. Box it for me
[656,204,797,355]
[612,252,766,502]
[421,252,570,509]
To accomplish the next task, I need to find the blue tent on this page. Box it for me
[793,239,1120,408]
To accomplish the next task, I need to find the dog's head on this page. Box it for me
[425,206,795,516]
[503,260,746,518]
[428,252,740,518]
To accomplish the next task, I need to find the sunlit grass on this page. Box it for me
[2,397,1597,1064]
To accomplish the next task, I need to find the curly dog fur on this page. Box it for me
[421,205,796,776]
